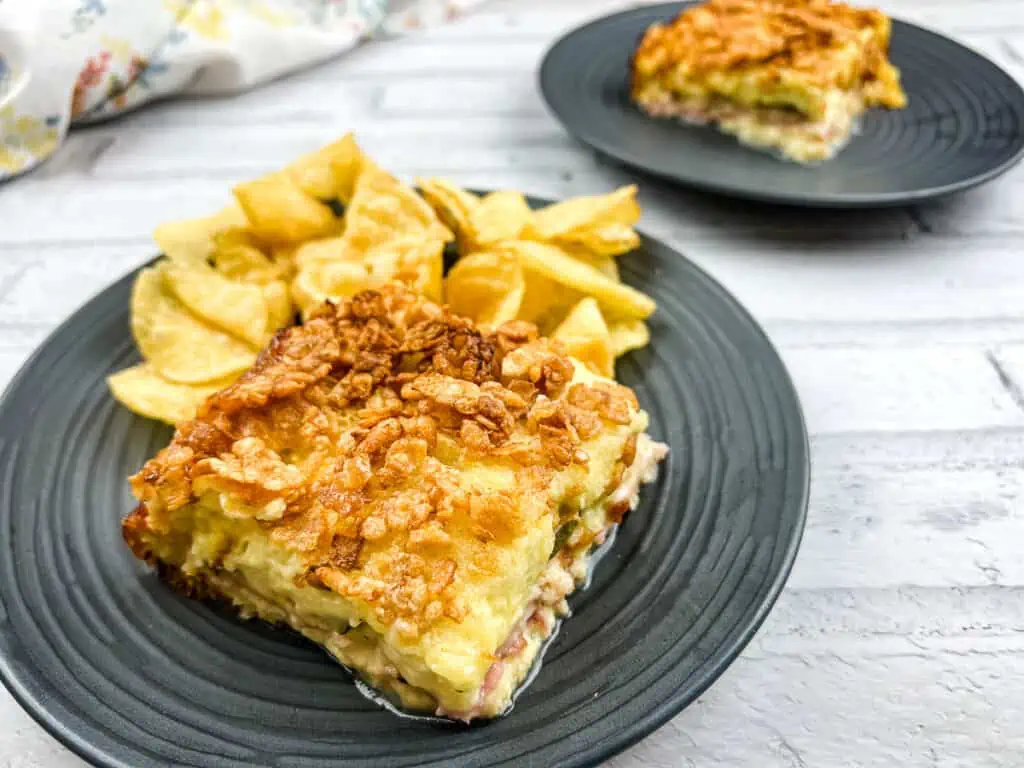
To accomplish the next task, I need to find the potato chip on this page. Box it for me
[609,319,651,358]
[415,178,479,250]
[529,185,640,240]
[501,240,655,320]
[294,235,360,270]
[285,133,363,202]
[131,264,257,384]
[293,235,445,318]
[210,229,288,285]
[262,280,295,337]
[469,190,533,246]
[291,266,337,318]
[361,237,444,301]
[445,251,525,327]
[154,203,248,266]
[515,270,580,335]
[163,262,270,347]
[552,297,615,379]
[398,238,444,302]
[556,222,640,257]
[344,166,452,254]
[234,173,339,244]
[108,363,233,425]
[270,244,300,279]
[567,249,620,281]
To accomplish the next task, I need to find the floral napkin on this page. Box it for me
[0,0,485,181]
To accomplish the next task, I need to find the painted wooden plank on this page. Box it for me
[766,319,1024,350]
[0,178,238,243]
[0,248,147,326]
[315,40,548,77]
[610,648,1024,768]
[667,234,1024,325]
[759,584,1024,649]
[90,122,580,179]
[636,182,917,238]
[377,77,546,116]
[782,347,1024,433]
[113,78,380,125]
[0,693,82,768]
[791,462,1024,588]
[813,429,1024,471]
[992,345,1024,407]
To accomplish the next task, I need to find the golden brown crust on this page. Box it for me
[632,0,906,111]
[127,284,643,637]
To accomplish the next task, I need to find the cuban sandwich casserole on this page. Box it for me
[631,0,907,163]
[124,284,667,720]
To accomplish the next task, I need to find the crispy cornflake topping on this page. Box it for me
[632,0,905,106]
[128,284,642,633]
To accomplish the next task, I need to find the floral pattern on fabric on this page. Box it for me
[0,0,487,181]
[0,107,60,175]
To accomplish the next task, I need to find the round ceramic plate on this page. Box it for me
[539,2,1024,207]
[0,207,809,767]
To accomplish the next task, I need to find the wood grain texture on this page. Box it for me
[1,0,1023,765]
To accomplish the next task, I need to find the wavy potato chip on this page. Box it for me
[469,190,533,246]
[556,222,640,257]
[529,185,640,240]
[566,248,620,281]
[514,268,580,335]
[397,238,444,302]
[445,251,525,327]
[291,267,337,318]
[211,239,286,285]
[163,262,269,347]
[297,260,375,316]
[501,240,655,320]
[154,203,248,266]
[131,265,257,384]
[552,297,615,379]
[234,173,339,244]
[108,363,234,425]
[294,235,361,270]
[344,166,452,254]
[210,227,293,282]
[286,133,362,202]
[415,178,480,249]
[293,236,445,318]
[609,319,651,358]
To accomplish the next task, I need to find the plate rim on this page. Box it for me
[538,1,1024,208]
[0,202,810,768]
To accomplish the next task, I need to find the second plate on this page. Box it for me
[539,2,1024,208]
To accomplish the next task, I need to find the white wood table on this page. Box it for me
[2,1,1023,765]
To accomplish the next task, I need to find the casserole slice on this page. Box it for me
[631,0,907,163]
[124,283,667,720]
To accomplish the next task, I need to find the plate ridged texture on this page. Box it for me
[539,2,1024,207]
[0,214,808,767]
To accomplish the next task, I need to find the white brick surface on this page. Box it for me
[2,1,1024,766]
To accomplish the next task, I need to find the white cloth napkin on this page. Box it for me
[0,0,485,181]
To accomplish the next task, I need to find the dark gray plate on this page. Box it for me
[0,212,809,767]
[539,2,1024,207]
